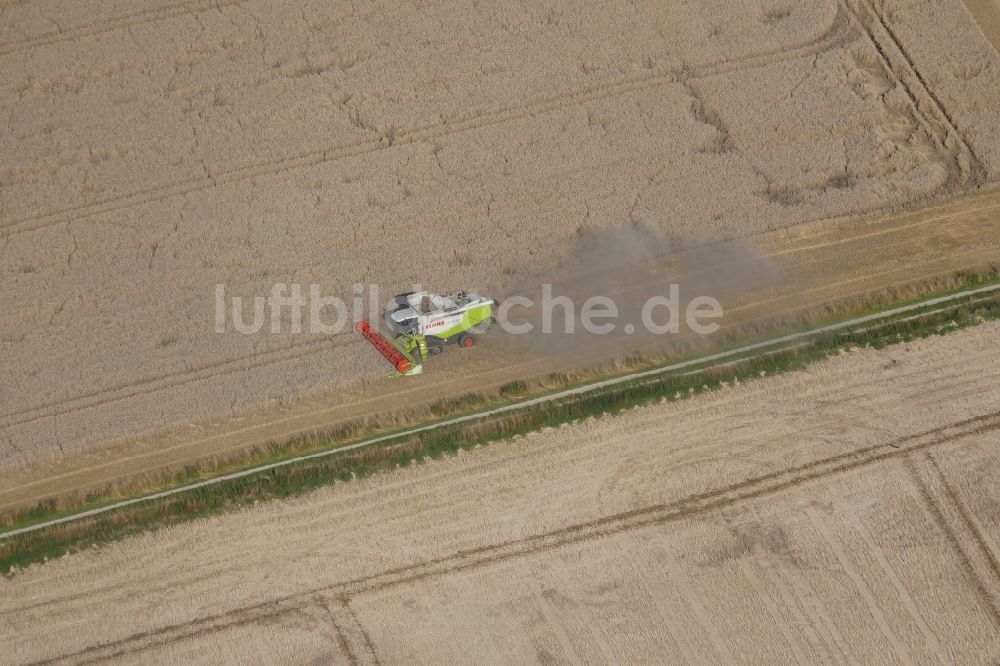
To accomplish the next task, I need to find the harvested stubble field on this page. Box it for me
[2,0,1000,501]
[3,319,1000,664]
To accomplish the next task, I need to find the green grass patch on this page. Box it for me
[429,392,487,416]
[499,380,529,397]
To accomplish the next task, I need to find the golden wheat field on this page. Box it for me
[3,1,1000,663]
[2,0,1000,489]
[2,319,999,664]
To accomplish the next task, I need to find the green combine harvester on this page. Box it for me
[355,290,497,376]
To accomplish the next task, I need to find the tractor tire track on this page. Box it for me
[904,452,1000,625]
[0,0,831,93]
[844,0,984,185]
[319,598,359,666]
[0,332,359,429]
[329,596,382,666]
[343,414,1000,598]
[23,409,1000,666]
[926,453,1000,586]
[0,2,855,240]
[0,0,386,96]
[862,0,983,177]
[0,0,245,58]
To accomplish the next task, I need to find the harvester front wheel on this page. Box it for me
[458,333,475,349]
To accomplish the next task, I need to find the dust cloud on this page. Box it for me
[493,224,784,356]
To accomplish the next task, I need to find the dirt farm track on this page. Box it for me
[2,0,1000,662]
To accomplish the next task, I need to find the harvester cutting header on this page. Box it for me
[355,290,497,376]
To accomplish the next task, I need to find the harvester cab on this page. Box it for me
[355,290,496,377]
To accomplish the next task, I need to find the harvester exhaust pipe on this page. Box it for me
[355,320,415,375]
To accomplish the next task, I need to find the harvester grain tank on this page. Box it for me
[356,290,496,376]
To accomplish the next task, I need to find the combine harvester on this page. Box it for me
[355,290,496,376]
